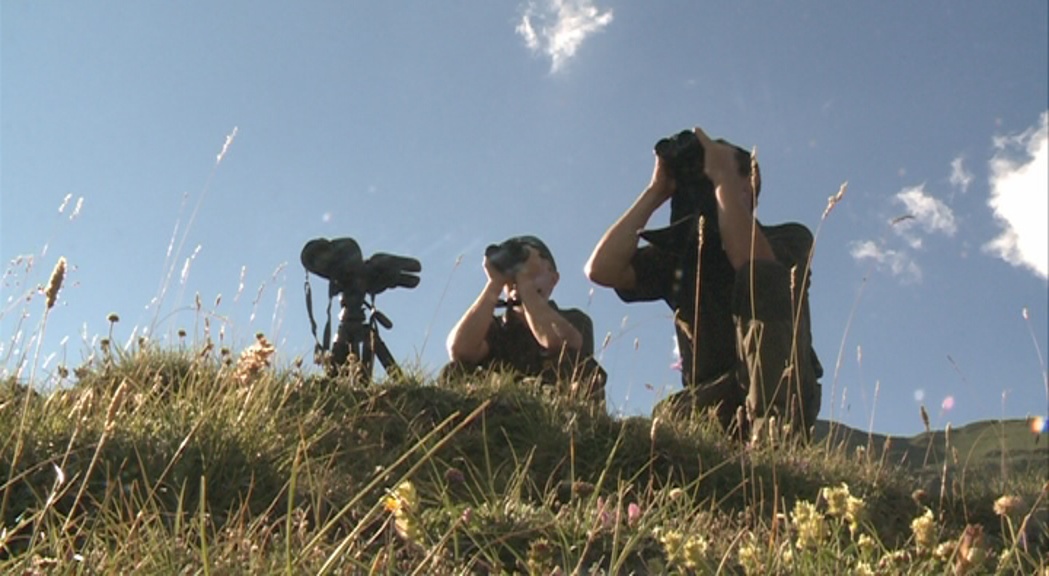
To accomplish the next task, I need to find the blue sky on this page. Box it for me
[3,1,1046,437]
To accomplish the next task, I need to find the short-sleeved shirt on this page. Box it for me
[616,220,821,387]
[479,301,596,383]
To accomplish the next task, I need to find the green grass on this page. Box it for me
[1,338,1046,574]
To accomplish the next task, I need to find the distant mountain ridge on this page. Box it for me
[814,418,1047,476]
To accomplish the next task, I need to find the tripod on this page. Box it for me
[330,291,399,383]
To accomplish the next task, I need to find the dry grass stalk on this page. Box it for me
[822,182,847,220]
[44,257,67,311]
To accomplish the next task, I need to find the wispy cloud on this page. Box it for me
[891,185,957,249]
[851,183,957,283]
[515,0,613,73]
[949,156,973,194]
[850,240,923,283]
[983,111,1048,280]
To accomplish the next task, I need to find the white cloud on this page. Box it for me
[516,0,613,73]
[949,156,973,194]
[983,111,1048,280]
[850,240,923,284]
[893,186,958,238]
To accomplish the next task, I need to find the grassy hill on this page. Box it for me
[816,418,1046,479]
[1,342,1046,574]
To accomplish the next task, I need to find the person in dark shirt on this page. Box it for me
[586,127,821,441]
[445,235,606,403]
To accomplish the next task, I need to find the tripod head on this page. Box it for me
[300,237,421,381]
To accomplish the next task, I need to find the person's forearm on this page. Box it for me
[517,284,583,352]
[446,281,501,363]
[585,186,666,288]
[715,182,775,269]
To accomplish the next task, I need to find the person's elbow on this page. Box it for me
[585,255,632,290]
[584,254,615,287]
[446,333,486,365]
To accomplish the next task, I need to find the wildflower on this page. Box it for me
[443,467,465,485]
[955,524,985,575]
[792,499,825,549]
[777,544,793,569]
[681,535,709,569]
[933,539,957,561]
[856,533,876,556]
[595,496,613,530]
[233,333,275,383]
[107,313,120,323]
[526,538,555,575]
[737,536,764,576]
[853,561,875,576]
[667,487,684,501]
[44,257,67,310]
[845,495,867,535]
[877,549,913,571]
[627,502,642,527]
[383,480,418,513]
[820,482,850,518]
[393,512,420,542]
[992,495,1023,517]
[911,507,937,551]
[658,529,685,567]
[384,481,421,543]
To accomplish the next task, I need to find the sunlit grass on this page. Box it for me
[1,334,1045,574]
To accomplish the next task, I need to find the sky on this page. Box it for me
[2,1,1046,437]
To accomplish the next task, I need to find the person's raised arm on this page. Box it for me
[692,127,775,270]
[446,259,507,364]
[585,157,675,290]
[514,250,583,352]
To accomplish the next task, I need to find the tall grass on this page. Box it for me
[1,335,1045,573]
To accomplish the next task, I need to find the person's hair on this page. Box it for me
[509,235,557,272]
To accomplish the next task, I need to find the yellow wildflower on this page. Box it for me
[792,499,825,549]
[853,561,874,576]
[682,535,709,569]
[820,482,850,517]
[737,536,764,576]
[911,507,937,551]
[384,480,418,513]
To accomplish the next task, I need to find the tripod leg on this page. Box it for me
[370,329,401,380]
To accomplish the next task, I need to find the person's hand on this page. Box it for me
[482,255,511,294]
[693,127,748,187]
[693,126,754,206]
[647,153,677,204]
[512,248,544,286]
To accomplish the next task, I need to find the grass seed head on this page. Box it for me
[44,257,67,310]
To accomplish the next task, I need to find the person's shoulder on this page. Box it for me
[762,222,814,265]
[762,221,813,242]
